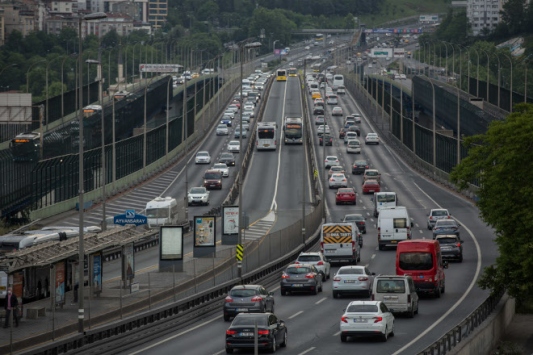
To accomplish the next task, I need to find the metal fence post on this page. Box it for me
[173,264,176,302]
[119,279,123,319]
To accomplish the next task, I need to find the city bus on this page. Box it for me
[314,33,324,42]
[256,122,277,150]
[276,69,287,82]
[283,117,303,145]
[9,132,41,162]
[288,68,297,77]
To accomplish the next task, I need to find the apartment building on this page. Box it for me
[466,0,504,36]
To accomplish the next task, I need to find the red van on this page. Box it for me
[396,240,448,298]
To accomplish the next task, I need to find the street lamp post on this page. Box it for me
[61,55,76,125]
[77,11,107,334]
[501,53,513,112]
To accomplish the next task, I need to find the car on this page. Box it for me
[342,213,367,233]
[324,156,339,169]
[339,301,395,342]
[344,132,358,144]
[435,235,464,262]
[363,169,381,184]
[351,113,362,123]
[223,285,275,321]
[336,187,356,205]
[327,96,338,105]
[241,112,252,122]
[338,128,347,139]
[225,313,287,353]
[352,159,369,174]
[216,124,229,135]
[320,82,327,89]
[317,124,331,136]
[195,151,211,164]
[234,127,247,138]
[305,45,310,50]
[313,106,325,115]
[333,266,375,298]
[346,139,361,154]
[328,165,345,177]
[319,134,333,146]
[427,208,451,230]
[187,187,210,206]
[203,169,222,190]
[315,115,326,125]
[212,163,229,177]
[337,85,346,95]
[243,108,255,118]
[368,64,373,68]
[311,91,322,100]
[399,74,407,80]
[227,140,240,153]
[223,110,235,119]
[365,133,380,144]
[220,116,232,127]
[280,263,323,295]
[332,106,343,116]
[433,219,461,238]
[231,99,241,108]
[314,98,325,106]
[228,104,239,113]
[295,252,331,281]
[362,179,381,194]
[344,119,356,127]
[219,152,236,166]
[242,103,254,111]
[347,125,361,136]
[329,173,348,189]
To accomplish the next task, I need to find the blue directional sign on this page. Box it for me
[114,210,148,226]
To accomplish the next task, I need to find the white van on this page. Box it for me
[377,206,412,250]
[373,192,398,217]
[332,74,344,87]
[308,81,319,94]
[320,223,361,264]
[145,197,179,227]
[372,275,419,317]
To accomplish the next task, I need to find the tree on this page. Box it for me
[450,103,533,305]
[500,0,527,35]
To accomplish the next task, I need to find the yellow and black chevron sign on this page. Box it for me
[323,225,352,234]
[322,224,353,243]
[323,236,353,243]
[236,244,244,261]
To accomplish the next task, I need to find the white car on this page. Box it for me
[228,104,239,113]
[332,106,343,116]
[195,151,211,164]
[340,301,395,342]
[223,110,235,119]
[243,104,255,111]
[337,86,346,95]
[344,132,358,144]
[327,96,338,105]
[243,109,255,118]
[351,113,362,124]
[295,252,331,281]
[332,266,375,298]
[365,133,380,145]
[317,124,330,135]
[227,140,240,153]
[216,124,229,136]
[324,156,339,169]
[187,187,210,206]
[346,139,361,154]
[329,173,348,189]
[212,163,229,177]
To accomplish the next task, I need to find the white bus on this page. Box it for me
[145,197,179,227]
[373,192,398,217]
[332,74,344,87]
[256,122,277,150]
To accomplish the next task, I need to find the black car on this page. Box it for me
[280,263,323,295]
[319,134,333,146]
[225,313,287,353]
[313,106,325,115]
[342,213,367,234]
[436,235,464,262]
[433,219,461,239]
[352,159,369,175]
[223,285,275,321]
[219,152,236,166]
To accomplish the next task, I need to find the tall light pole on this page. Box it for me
[26,60,46,93]
[0,63,17,78]
[420,76,437,170]
[61,55,76,125]
[77,11,107,334]
[501,52,513,112]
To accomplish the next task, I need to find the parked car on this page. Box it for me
[223,284,275,321]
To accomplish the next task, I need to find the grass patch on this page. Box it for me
[359,0,452,28]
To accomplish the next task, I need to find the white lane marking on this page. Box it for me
[392,182,482,355]
[333,331,341,336]
[212,351,225,355]
[299,348,316,355]
[371,254,376,260]
[288,311,304,319]
[127,315,222,354]
[270,79,289,211]
[315,297,327,305]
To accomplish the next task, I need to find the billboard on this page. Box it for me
[364,28,423,34]
[393,48,406,58]
[223,206,239,235]
[371,48,393,58]
[139,64,183,73]
[194,216,216,247]
[0,93,32,123]
[91,253,103,294]
[160,226,183,260]
[55,261,66,305]
[419,15,439,23]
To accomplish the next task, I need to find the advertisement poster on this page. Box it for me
[55,261,66,305]
[223,206,239,235]
[12,271,23,301]
[194,216,215,247]
[91,254,102,294]
[160,226,183,260]
[122,243,135,281]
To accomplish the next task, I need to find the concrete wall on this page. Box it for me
[450,294,515,355]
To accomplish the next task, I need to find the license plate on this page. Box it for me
[292,284,304,287]
[391,240,397,244]
[325,250,335,253]
[382,235,391,238]
[441,246,452,250]
[210,184,216,187]
[353,319,366,323]
[344,280,355,283]
[369,189,375,192]
[236,308,248,312]
[240,332,254,337]
[419,275,424,279]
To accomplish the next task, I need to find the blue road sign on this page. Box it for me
[114,210,148,226]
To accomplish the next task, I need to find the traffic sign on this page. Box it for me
[236,244,244,261]
[113,210,148,226]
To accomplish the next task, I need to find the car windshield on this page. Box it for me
[298,255,320,262]
[197,152,209,157]
[346,304,378,313]
[399,252,433,270]
[433,210,448,216]
[438,237,458,244]
[286,266,311,274]
[230,289,258,298]
[366,171,378,176]
[204,172,220,179]
[232,316,268,326]
[190,188,205,194]
[437,221,457,227]
[376,280,406,293]
[221,154,233,159]
[344,215,362,221]
[338,268,363,275]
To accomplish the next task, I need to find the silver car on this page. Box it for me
[427,208,451,230]
[187,186,210,206]
[216,124,229,135]
[234,127,247,138]
[195,151,211,164]
[317,124,330,135]
[295,252,331,281]
[227,140,240,153]
[332,265,375,298]
[329,173,348,189]
[212,163,229,177]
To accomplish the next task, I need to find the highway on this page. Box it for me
[113,65,499,354]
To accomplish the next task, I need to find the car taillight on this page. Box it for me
[258,329,269,335]
[342,179,347,182]
[333,277,341,282]
[251,296,263,302]
[429,216,433,220]
[341,315,348,323]
[226,329,237,335]
[358,276,368,281]
[281,273,290,279]
[225,296,233,303]
[330,178,334,181]
[305,273,315,279]
[377,227,380,237]
[365,166,369,169]
[373,316,383,323]
[447,215,451,219]
[456,242,461,247]
[316,261,324,266]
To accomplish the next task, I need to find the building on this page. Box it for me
[147,0,166,30]
[0,8,5,46]
[0,3,37,38]
[466,0,504,36]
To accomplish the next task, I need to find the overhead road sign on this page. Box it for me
[114,210,148,226]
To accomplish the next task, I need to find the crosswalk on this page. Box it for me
[53,169,180,228]
[242,211,276,241]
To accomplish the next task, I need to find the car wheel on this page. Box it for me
[458,255,463,263]
[280,331,287,347]
[441,282,446,294]
[389,322,395,337]
[281,289,287,296]
[381,326,388,342]
[427,225,432,230]
[335,201,339,205]
[378,244,385,251]
[269,337,277,353]
[224,314,230,322]
[435,285,441,298]
[321,272,327,282]
[313,285,319,295]
[408,306,415,318]
[415,302,419,314]
[226,348,233,354]
[333,291,340,298]
[327,271,331,280]
[341,334,348,342]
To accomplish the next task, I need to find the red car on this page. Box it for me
[336,188,357,205]
[362,179,380,194]
[339,128,347,139]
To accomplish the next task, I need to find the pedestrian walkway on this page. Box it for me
[243,211,276,241]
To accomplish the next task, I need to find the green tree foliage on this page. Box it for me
[450,103,533,303]
[248,8,297,48]
[434,9,468,42]
[500,0,528,35]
